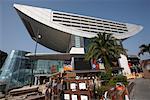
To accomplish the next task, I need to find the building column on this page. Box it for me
[71,57,74,70]
[34,76,37,85]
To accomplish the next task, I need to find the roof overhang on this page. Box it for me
[26,53,84,60]
[14,4,143,52]
[14,9,71,53]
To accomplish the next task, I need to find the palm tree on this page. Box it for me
[138,44,150,56]
[85,32,126,69]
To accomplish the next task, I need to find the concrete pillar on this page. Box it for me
[34,76,37,85]
[71,57,74,69]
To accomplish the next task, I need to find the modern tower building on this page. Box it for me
[13,4,143,74]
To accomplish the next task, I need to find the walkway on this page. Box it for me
[130,78,150,100]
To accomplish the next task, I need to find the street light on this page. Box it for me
[30,33,41,86]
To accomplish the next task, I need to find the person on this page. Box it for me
[115,82,125,100]
[57,78,64,100]
[45,82,51,100]
[88,79,94,98]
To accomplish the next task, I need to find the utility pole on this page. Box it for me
[30,30,41,86]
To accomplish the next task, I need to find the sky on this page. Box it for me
[0,0,150,60]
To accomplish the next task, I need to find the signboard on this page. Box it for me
[64,94,70,100]
[72,94,78,100]
[81,95,88,100]
[64,65,73,71]
[79,83,86,90]
[50,65,57,73]
[91,58,105,70]
[70,83,77,91]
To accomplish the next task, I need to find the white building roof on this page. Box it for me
[14,4,143,53]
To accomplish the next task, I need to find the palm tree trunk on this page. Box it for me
[103,56,111,70]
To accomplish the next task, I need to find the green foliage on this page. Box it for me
[85,32,126,69]
[138,43,150,56]
[108,79,116,86]
[99,71,128,85]
[112,75,128,86]
[96,86,110,97]
[95,75,128,97]
[100,72,112,81]
[104,75,128,86]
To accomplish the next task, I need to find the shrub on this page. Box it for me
[112,75,128,86]
[99,72,112,81]
[95,85,110,97]
[96,73,128,99]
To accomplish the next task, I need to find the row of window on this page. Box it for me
[53,15,127,29]
[80,29,124,34]
[53,19,128,32]
[61,24,124,34]
[53,12,126,27]
[59,22,126,33]
[81,29,123,34]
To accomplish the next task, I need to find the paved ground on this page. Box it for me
[130,78,150,100]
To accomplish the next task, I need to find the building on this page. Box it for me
[13,4,143,74]
[0,50,32,91]
[0,50,66,91]
[0,50,8,69]
[33,59,64,85]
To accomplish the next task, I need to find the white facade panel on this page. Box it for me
[69,47,85,54]
[14,3,143,40]
[118,54,131,75]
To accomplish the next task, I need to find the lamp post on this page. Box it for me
[30,33,41,86]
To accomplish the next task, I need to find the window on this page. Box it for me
[75,36,81,47]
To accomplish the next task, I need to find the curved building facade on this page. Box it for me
[14,4,143,54]
[0,50,32,90]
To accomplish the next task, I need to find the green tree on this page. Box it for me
[85,32,126,69]
[138,43,150,56]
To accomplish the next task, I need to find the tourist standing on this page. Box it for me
[45,83,51,100]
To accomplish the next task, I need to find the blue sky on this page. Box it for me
[0,0,150,59]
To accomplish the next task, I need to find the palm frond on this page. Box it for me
[85,32,125,68]
[138,43,150,56]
